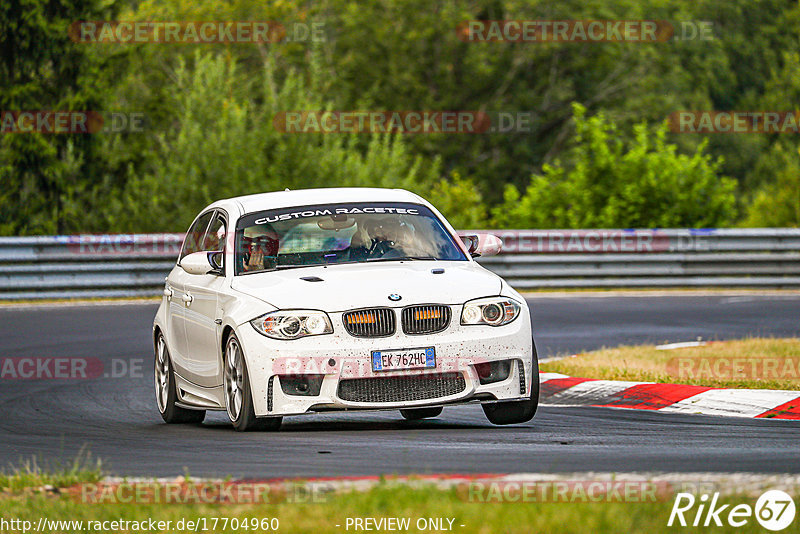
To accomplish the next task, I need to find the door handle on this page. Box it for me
[181,293,193,305]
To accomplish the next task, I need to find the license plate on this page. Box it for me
[372,347,436,372]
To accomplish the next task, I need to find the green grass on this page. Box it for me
[0,453,103,494]
[0,455,795,533]
[540,337,800,390]
[0,479,779,534]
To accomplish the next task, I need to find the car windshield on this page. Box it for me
[234,202,467,274]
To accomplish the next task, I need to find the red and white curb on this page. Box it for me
[539,372,800,420]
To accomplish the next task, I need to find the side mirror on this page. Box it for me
[209,251,224,273]
[180,251,216,275]
[460,233,502,258]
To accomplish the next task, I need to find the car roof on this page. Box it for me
[208,187,427,216]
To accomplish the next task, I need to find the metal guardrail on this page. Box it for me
[0,229,798,299]
[0,234,182,300]
[476,229,800,289]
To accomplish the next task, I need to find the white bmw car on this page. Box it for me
[153,188,538,431]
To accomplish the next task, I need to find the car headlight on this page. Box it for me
[250,310,333,340]
[461,297,521,327]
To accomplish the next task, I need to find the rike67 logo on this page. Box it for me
[668,490,796,531]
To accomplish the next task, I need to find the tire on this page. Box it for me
[482,343,540,425]
[154,332,206,424]
[224,333,282,432]
[400,407,443,420]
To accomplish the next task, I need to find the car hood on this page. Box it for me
[230,261,502,311]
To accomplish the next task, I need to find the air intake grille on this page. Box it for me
[337,372,466,403]
[267,376,274,412]
[342,308,395,338]
[402,305,451,335]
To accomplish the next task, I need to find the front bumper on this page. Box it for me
[237,305,534,416]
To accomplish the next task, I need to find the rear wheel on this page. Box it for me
[482,343,539,425]
[400,407,443,420]
[225,333,282,432]
[154,333,205,424]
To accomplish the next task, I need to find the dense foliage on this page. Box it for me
[491,104,737,229]
[1,0,799,234]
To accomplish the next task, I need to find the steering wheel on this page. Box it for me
[367,238,393,259]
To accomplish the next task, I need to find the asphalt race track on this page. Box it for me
[0,295,798,478]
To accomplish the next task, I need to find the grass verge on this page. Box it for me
[0,453,103,494]
[540,337,800,390]
[0,475,778,534]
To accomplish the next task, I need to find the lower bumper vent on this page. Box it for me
[337,372,466,403]
[267,376,274,412]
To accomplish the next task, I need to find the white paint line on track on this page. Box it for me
[656,341,707,350]
[658,388,800,418]
[539,372,570,382]
[539,353,582,362]
[0,298,159,309]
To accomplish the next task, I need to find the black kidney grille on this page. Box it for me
[402,305,451,335]
[342,308,396,337]
[337,372,466,403]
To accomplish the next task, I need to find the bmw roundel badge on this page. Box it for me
[388,294,402,302]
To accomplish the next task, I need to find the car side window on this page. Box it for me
[180,211,214,260]
[203,214,226,252]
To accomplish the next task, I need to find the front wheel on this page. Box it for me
[482,344,539,425]
[154,333,205,424]
[400,407,443,420]
[224,333,282,432]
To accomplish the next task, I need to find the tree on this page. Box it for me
[0,0,119,234]
[98,52,458,233]
[490,104,737,229]
[743,144,800,227]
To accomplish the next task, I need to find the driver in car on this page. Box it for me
[350,217,417,260]
[241,224,279,272]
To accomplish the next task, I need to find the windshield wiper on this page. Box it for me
[366,256,438,263]
[245,257,439,273]
[274,264,321,271]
